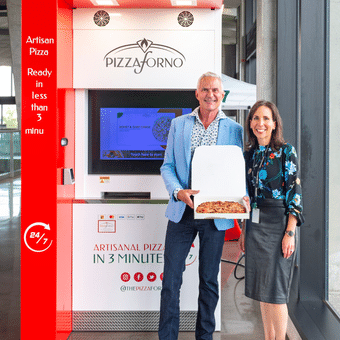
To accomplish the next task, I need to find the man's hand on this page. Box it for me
[177,189,200,209]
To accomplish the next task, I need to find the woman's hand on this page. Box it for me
[282,233,295,258]
[282,214,297,258]
[243,196,251,212]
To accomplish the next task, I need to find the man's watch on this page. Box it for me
[285,230,295,237]
[173,188,181,200]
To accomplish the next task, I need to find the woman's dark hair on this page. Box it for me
[245,100,285,151]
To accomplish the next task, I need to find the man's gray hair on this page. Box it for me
[197,72,224,91]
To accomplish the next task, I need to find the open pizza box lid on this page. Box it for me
[192,145,249,219]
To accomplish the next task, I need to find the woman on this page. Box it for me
[240,100,304,340]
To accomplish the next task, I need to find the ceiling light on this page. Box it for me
[108,12,122,17]
[171,0,197,6]
[90,0,119,6]
[97,0,116,5]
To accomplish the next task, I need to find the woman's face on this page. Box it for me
[250,105,276,146]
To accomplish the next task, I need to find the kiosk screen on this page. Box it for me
[88,90,198,174]
[100,107,191,161]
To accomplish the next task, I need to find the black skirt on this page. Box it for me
[245,199,297,304]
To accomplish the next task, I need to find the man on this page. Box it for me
[158,72,244,340]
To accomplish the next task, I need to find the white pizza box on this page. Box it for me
[191,145,249,219]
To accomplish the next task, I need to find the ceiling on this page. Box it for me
[0,0,240,68]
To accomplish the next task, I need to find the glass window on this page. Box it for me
[0,132,10,175]
[328,0,340,315]
[0,179,21,220]
[0,66,13,97]
[13,132,21,172]
[2,105,18,129]
[0,66,17,129]
[0,65,20,178]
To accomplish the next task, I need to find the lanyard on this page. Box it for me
[252,145,269,208]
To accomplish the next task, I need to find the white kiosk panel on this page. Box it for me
[72,7,223,332]
[73,8,222,89]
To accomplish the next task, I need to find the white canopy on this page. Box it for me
[221,74,257,110]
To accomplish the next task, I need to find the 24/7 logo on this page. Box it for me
[104,38,186,74]
[24,222,53,253]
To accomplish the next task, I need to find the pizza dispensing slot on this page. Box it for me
[102,192,151,199]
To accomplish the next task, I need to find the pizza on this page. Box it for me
[196,201,246,214]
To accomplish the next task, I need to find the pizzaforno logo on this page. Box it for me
[103,38,186,74]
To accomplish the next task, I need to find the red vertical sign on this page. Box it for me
[21,0,57,338]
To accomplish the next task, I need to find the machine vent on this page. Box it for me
[177,11,194,27]
[93,10,110,27]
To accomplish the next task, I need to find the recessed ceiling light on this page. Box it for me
[107,12,122,17]
[90,0,119,6]
[171,0,197,6]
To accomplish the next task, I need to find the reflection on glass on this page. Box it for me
[0,133,10,175]
[13,132,21,171]
[328,0,340,316]
[0,131,20,176]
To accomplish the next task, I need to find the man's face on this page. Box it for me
[195,77,224,114]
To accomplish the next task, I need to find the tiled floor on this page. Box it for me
[0,177,302,340]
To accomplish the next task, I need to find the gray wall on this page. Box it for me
[244,0,340,338]
[277,0,340,338]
